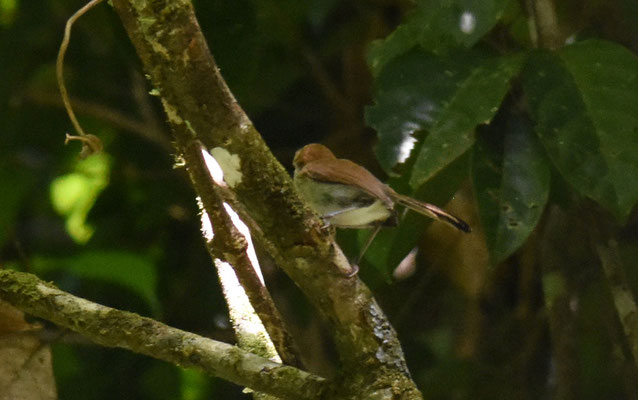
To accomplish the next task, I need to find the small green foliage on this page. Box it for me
[50,152,111,243]
[32,250,159,315]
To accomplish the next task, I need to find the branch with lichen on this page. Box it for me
[110,0,421,397]
[0,269,325,400]
[182,140,302,368]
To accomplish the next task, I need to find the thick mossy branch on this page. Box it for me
[111,0,421,397]
[0,269,325,400]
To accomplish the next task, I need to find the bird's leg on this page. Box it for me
[346,223,383,277]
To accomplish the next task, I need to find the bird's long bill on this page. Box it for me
[393,193,471,233]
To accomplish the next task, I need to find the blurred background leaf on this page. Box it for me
[471,112,550,265]
[367,0,510,76]
[31,250,159,314]
[50,152,111,243]
[523,40,638,221]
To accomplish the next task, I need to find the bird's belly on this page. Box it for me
[327,200,393,228]
[294,178,393,227]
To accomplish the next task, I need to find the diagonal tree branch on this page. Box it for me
[0,269,325,400]
[109,0,421,397]
[17,88,171,151]
[183,140,302,368]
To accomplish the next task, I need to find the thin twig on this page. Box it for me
[19,89,170,150]
[56,0,105,157]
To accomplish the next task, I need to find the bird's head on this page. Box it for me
[293,143,336,170]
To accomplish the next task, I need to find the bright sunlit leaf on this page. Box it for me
[50,152,111,243]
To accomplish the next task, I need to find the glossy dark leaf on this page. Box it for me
[472,114,550,264]
[523,40,638,220]
[408,55,523,189]
[366,49,481,173]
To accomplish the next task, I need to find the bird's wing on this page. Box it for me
[299,158,394,205]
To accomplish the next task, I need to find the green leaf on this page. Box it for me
[366,49,479,173]
[32,250,159,314]
[50,153,111,243]
[471,113,550,265]
[367,0,510,76]
[523,40,638,220]
[364,48,523,275]
[409,54,524,189]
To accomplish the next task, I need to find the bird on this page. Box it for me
[293,143,470,273]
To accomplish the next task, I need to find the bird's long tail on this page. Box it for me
[391,192,471,233]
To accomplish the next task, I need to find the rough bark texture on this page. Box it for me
[183,140,302,368]
[0,269,325,400]
[110,0,421,398]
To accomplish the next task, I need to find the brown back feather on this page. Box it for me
[299,159,394,206]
